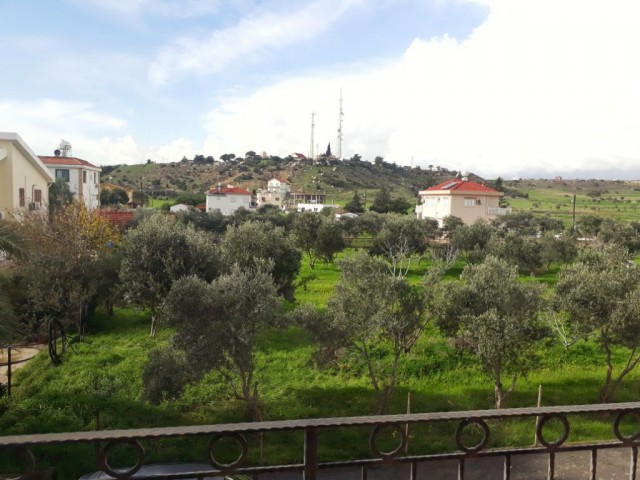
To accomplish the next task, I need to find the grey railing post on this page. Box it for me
[304,427,318,480]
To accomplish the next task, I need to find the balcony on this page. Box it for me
[488,207,512,216]
[1,402,639,479]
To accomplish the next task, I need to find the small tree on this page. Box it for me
[219,221,301,300]
[291,213,345,270]
[433,256,544,408]
[119,213,218,336]
[371,215,437,277]
[160,267,281,420]
[300,252,427,414]
[554,245,640,402]
[345,191,365,213]
[369,187,392,213]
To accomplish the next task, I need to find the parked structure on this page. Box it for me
[416,174,510,226]
[297,203,339,213]
[169,203,192,213]
[40,151,101,210]
[205,185,252,215]
[0,132,53,218]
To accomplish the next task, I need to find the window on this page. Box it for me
[34,189,42,204]
[19,188,25,207]
[423,196,436,206]
[55,169,70,182]
[464,198,476,208]
[83,171,87,183]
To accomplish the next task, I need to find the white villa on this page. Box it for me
[416,176,510,226]
[205,185,252,215]
[40,154,101,210]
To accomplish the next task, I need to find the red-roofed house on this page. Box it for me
[40,155,101,210]
[205,185,253,215]
[416,175,510,226]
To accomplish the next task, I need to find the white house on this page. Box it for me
[256,178,291,209]
[297,203,339,213]
[205,186,253,215]
[0,132,53,218]
[40,154,101,210]
[416,175,510,227]
[169,203,192,213]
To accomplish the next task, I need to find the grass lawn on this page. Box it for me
[2,253,639,477]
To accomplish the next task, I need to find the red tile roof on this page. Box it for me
[40,156,100,169]
[207,187,252,196]
[424,178,501,194]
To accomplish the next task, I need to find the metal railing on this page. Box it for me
[1,402,640,480]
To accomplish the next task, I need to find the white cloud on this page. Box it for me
[198,0,640,178]
[148,0,362,85]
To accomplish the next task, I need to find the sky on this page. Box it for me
[1,0,639,179]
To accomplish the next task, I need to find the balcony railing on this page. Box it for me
[1,402,639,480]
[488,207,512,216]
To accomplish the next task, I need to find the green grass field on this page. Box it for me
[2,250,640,477]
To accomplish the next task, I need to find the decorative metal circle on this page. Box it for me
[0,446,35,480]
[613,411,640,445]
[369,423,407,461]
[454,418,490,453]
[536,414,570,449]
[98,439,145,479]
[207,433,248,472]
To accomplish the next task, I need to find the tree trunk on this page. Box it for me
[495,381,504,409]
[150,309,158,337]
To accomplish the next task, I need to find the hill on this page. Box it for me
[101,156,461,205]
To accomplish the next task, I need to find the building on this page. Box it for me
[0,132,53,218]
[256,178,291,210]
[169,203,192,213]
[205,185,252,215]
[296,203,339,213]
[40,154,101,210]
[415,175,510,226]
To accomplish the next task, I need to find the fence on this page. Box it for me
[1,402,640,480]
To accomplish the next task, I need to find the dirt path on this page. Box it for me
[0,344,45,384]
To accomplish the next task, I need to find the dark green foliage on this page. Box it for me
[345,191,365,213]
[432,256,545,408]
[291,213,346,269]
[219,221,301,301]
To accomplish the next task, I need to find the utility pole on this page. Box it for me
[310,112,316,160]
[336,89,344,159]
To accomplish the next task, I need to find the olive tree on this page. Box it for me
[219,221,301,300]
[371,215,437,277]
[119,213,218,336]
[157,267,281,420]
[297,252,427,414]
[291,212,346,269]
[553,245,640,402]
[433,256,545,408]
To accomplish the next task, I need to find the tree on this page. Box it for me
[100,188,128,206]
[299,252,427,413]
[119,213,218,336]
[159,267,281,420]
[553,245,640,402]
[0,222,27,340]
[12,203,119,342]
[485,232,543,274]
[450,219,494,264]
[433,256,544,408]
[371,215,437,277]
[48,178,74,213]
[219,221,301,301]
[388,197,413,215]
[345,191,365,213]
[291,213,345,270]
[370,187,392,213]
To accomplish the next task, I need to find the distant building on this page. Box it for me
[40,154,101,210]
[416,175,510,226]
[0,132,53,218]
[169,203,192,213]
[205,185,252,215]
[297,203,338,213]
[256,178,291,210]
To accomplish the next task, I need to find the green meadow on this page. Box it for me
[2,250,639,478]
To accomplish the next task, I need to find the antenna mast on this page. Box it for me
[336,89,344,159]
[310,112,316,160]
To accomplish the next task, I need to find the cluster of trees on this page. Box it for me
[3,202,640,420]
[344,187,413,215]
